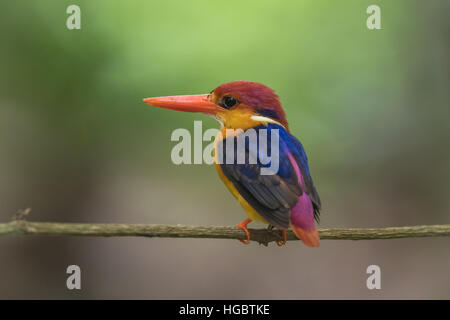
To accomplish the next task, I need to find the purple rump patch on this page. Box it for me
[287,153,315,231]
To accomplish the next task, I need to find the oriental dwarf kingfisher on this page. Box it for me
[143,81,321,247]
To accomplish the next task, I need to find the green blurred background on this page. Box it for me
[0,0,449,299]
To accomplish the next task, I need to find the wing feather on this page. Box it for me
[218,123,321,227]
[218,124,306,228]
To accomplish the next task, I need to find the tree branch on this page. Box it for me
[1,220,449,245]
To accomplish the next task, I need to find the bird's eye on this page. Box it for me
[221,96,239,109]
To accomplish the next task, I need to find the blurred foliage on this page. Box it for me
[1,0,448,219]
[0,0,449,299]
[0,1,448,221]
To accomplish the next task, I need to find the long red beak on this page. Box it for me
[143,94,221,115]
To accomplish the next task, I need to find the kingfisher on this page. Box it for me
[143,81,321,247]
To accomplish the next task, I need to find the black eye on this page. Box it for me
[221,96,239,109]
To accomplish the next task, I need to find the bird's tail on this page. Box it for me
[291,225,320,247]
[290,191,320,247]
[287,153,320,247]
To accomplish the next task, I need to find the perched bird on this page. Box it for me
[143,81,321,247]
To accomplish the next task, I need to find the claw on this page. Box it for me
[236,218,252,244]
[275,230,287,247]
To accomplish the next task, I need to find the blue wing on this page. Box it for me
[217,123,320,228]
[280,127,321,221]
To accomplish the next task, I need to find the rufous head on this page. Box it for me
[143,80,288,129]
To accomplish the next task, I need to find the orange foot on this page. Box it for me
[275,230,287,247]
[236,218,252,244]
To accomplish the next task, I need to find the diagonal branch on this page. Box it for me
[0,220,449,245]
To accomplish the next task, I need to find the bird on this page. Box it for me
[143,81,321,247]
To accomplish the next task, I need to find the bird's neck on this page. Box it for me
[216,109,285,131]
